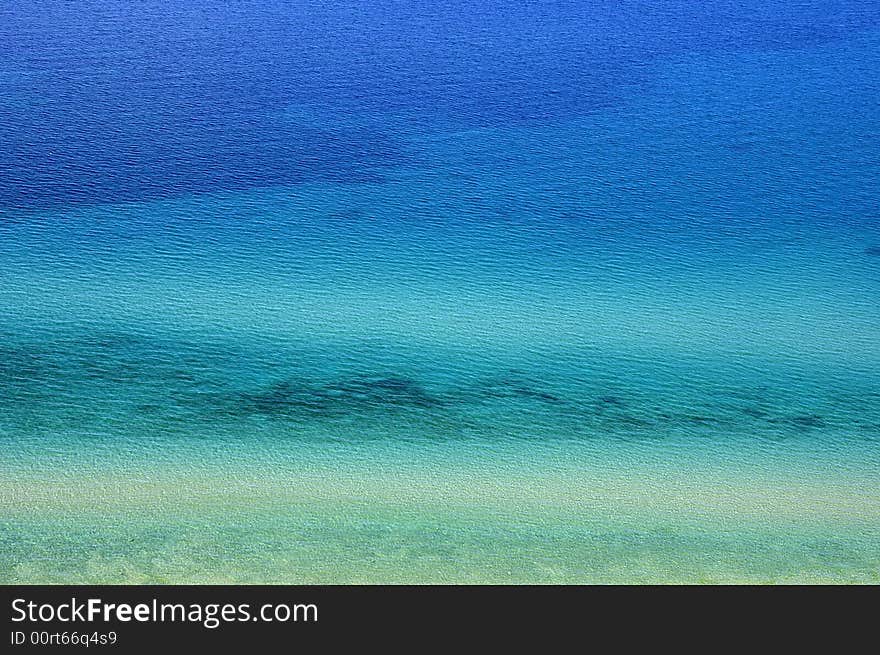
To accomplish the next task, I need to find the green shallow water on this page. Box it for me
[3,367,879,583]
[3,444,879,584]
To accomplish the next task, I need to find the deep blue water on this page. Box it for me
[2,1,879,208]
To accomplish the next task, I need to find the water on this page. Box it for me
[1,1,879,583]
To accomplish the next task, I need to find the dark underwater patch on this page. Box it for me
[788,414,827,428]
[767,414,827,430]
[682,415,717,425]
[476,376,562,404]
[327,208,366,223]
[324,375,441,409]
[740,406,770,419]
[864,246,880,256]
[229,374,443,419]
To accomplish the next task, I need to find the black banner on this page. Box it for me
[0,585,872,650]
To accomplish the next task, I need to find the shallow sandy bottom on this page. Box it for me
[3,437,878,584]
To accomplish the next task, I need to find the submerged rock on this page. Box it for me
[323,375,440,409]
[766,413,827,430]
[479,377,562,403]
[232,374,441,418]
[788,414,826,429]
[740,406,769,419]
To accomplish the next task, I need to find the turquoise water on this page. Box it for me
[2,3,880,582]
